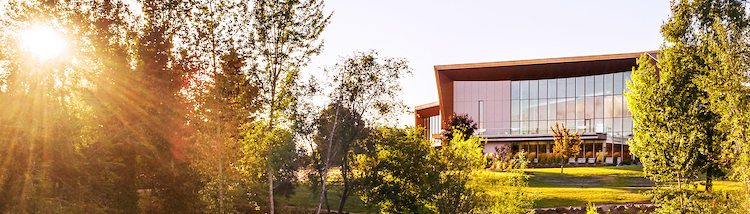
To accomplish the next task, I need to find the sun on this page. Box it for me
[20,26,65,61]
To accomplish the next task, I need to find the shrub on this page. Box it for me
[585,151,593,158]
[621,159,632,165]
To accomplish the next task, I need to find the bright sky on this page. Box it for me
[307,0,672,126]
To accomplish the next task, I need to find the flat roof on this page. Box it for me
[415,101,439,111]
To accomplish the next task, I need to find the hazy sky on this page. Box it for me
[307,0,672,126]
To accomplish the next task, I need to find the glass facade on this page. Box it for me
[510,71,633,139]
[422,114,442,145]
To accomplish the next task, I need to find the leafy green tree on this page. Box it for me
[313,50,411,214]
[239,0,330,212]
[626,1,741,212]
[551,122,582,173]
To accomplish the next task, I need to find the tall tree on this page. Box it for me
[240,0,330,212]
[441,113,478,144]
[551,122,582,173]
[313,50,411,214]
[626,1,740,212]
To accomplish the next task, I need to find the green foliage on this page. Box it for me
[356,127,533,213]
[626,0,750,212]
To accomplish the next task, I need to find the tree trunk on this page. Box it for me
[317,102,340,214]
[338,158,350,214]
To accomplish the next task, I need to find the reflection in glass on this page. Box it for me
[511,100,519,120]
[512,81,520,100]
[557,79,566,98]
[576,76,585,97]
[548,79,557,99]
[624,71,632,92]
[576,97,584,119]
[567,77,576,98]
[585,76,595,96]
[530,100,538,121]
[613,95,623,117]
[614,72,623,95]
[520,100,529,121]
[539,99,548,120]
[585,97,594,119]
[566,98,575,119]
[604,95,614,118]
[530,80,538,99]
[623,97,631,117]
[614,117,622,132]
[539,80,547,99]
[557,98,566,120]
[520,81,529,99]
[605,73,614,95]
[595,96,604,118]
[605,118,613,133]
[595,75,604,96]
[548,99,556,121]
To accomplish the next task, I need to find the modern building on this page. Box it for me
[415,51,657,164]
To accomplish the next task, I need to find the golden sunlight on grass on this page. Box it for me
[20,25,65,61]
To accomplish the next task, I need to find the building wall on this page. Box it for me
[453,81,512,135]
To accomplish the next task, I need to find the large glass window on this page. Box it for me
[604,95,614,118]
[511,81,520,100]
[520,81,529,99]
[529,80,538,99]
[595,75,604,96]
[576,76,585,97]
[595,96,604,118]
[567,78,576,98]
[539,80,548,99]
[520,100,529,121]
[576,97,584,119]
[605,73,614,95]
[623,97,631,117]
[548,99,556,121]
[538,99,547,120]
[557,79,566,98]
[585,76,595,96]
[548,79,557,99]
[529,100,538,121]
[566,98,575,119]
[613,95,623,117]
[511,100,519,120]
[585,97,595,119]
[557,98,566,120]
[614,72,623,95]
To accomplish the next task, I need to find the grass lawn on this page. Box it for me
[277,166,742,212]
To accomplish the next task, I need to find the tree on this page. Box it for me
[239,0,331,212]
[551,122,582,173]
[314,50,411,214]
[441,113,478,144]
[626,0,740,212]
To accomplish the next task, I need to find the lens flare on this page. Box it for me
[20,26,65,61]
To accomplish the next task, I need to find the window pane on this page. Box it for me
[595,96,604,118]
[511,100,519,121]
[576,76,585,97]
[530,100,538,121]
[529,120,539,134]
[605,73,614,95]
[595,75,604,96]
[576,120,585,133]
[557,79,566,98]
[520,81,529,99]
[566,119,575,130]
[614,72,623,95]
[520,100,529,121]
[605,118,613,133]
[529,80,538,99]
[566,98,575,119]
[520,121,527,134]
[613,95,623,117]
[539,99,548,120]
[605,95,614,118]
[548,79,557,99]
[512,121,520,134]
[567,77,576,98]
[595,119,604,133]
[576,97,584,119]
[557,98,566,120]
[585,76,595,97]
[548,99,557,121]
[623,71,632,92]
[538,121,547,134]
[614,117,622,132]
[539,80,547,99]
[585,96,595,119]
[512,81,520,100]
